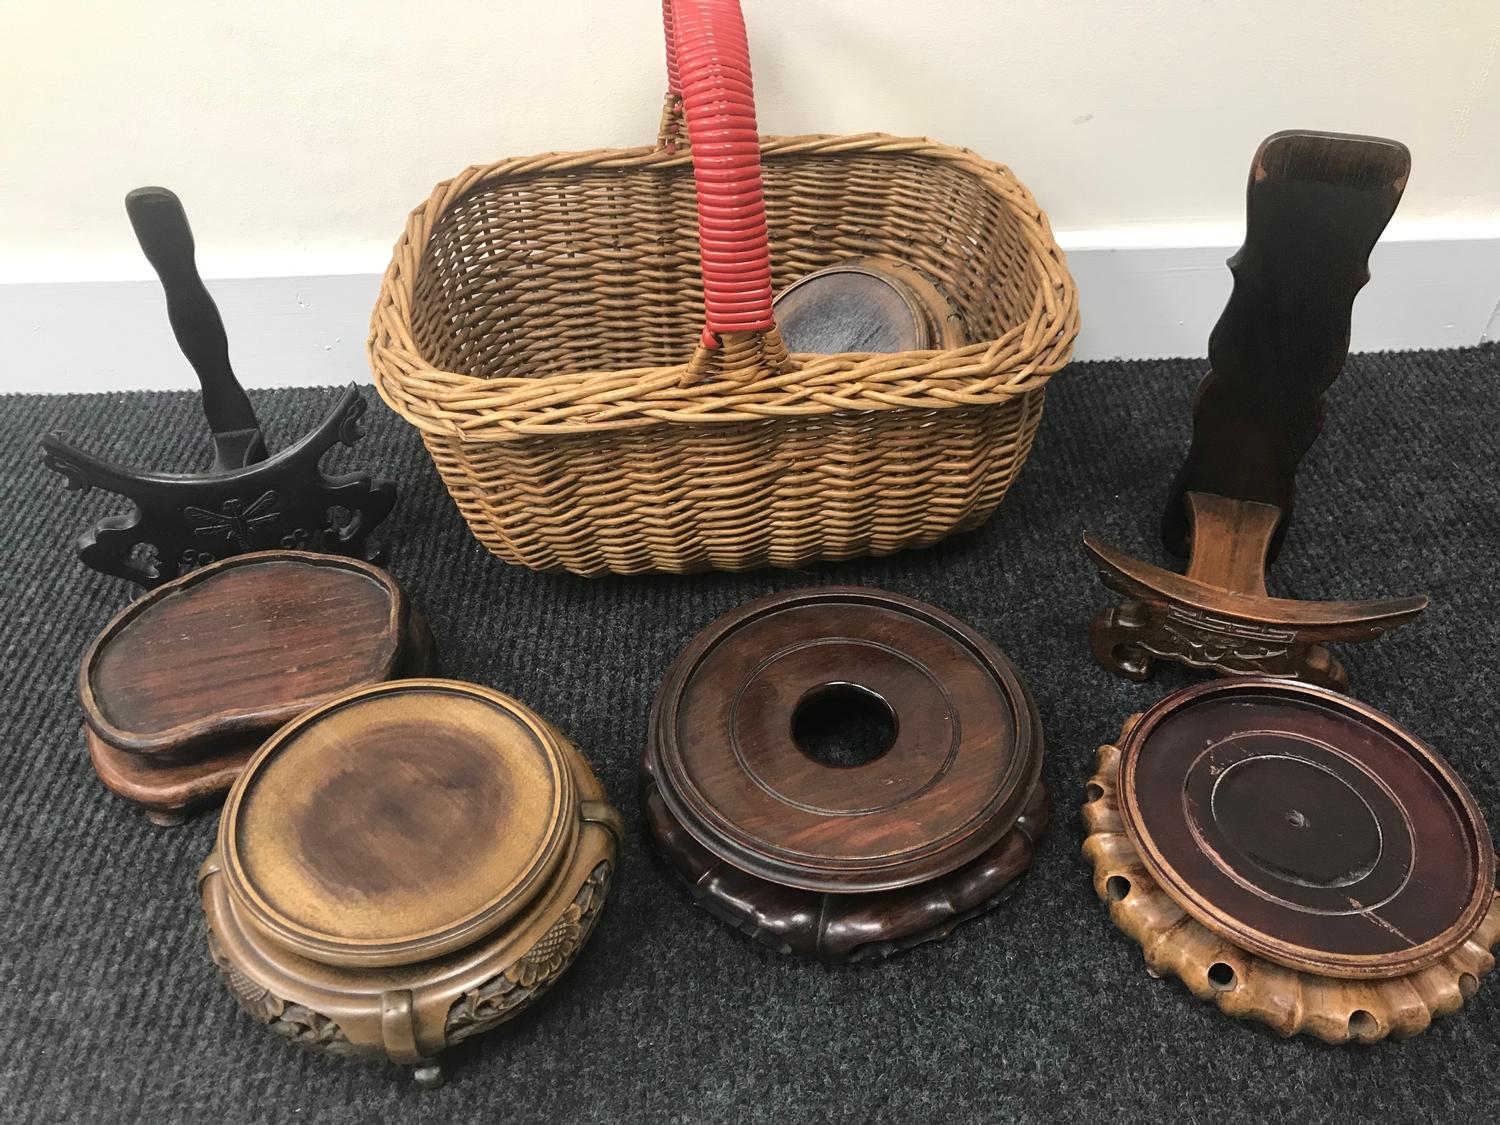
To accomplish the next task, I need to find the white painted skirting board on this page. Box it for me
[2,230,1496,394]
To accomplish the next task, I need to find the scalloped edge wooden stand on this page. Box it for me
[643,773,1049,961]
[1082,715,1500,1043]
[641,585,1049,962]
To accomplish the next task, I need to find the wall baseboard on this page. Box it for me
[1062,229,1500,362]
[2,230,1496,394]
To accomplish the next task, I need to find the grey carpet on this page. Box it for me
[2,346,1497,1124]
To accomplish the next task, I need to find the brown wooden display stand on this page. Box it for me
[80,551,433,824]
[1083,679,1499,1042]
[643,587,1047,962]
[1084,131,1427,691]
[772,256,964,354]
[200,679,621,1087]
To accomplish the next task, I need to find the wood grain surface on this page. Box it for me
[1116,679,1493,979]
[772,257,963,355]
[644,586,1046,959]
[1162,130,1410,559]
[1085,712,1500,1043]
[201,677,621,1082]
[1086,492,1427,690]
[82,551,409,756]
[223,680,574,968]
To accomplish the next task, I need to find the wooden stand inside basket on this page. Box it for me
[772,256,964,354]
[1084,130,1426,692]
[642,587,1047,962]
[1082,680,1500,1043]
[81,551,433,824]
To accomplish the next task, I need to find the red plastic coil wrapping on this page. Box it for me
[668,0,775,343]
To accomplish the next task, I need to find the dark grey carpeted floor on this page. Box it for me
[2,347,1498,1124]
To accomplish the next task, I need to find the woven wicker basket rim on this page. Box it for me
[369,131,1079,443]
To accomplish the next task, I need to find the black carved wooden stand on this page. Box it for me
[41,187,394,588]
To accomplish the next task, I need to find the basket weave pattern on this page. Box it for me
[370,10,1077,575]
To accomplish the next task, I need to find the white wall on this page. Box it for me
[3,0,1498,390]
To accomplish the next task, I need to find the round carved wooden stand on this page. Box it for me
[200,679,621,1086]
[643,587,1047,962]
[772,255,965,355]
[1083,679,1500,1042]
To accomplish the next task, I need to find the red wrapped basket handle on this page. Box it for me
[661,0,775,347]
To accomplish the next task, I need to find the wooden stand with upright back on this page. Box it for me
[1084,131,1427,691]
[41,186,393,588]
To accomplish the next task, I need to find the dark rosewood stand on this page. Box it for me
[643,587,1046,962]
[81,551,433,824]
[1084,131,1427,691]
[41,186,393,588]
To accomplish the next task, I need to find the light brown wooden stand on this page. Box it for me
[1083,700,1500,1043]
[201,680,621,1087]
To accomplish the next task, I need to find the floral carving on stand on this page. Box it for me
[445,861,612,1044]
[207,930,357,1057]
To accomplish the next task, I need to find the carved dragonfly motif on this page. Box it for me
[184,491,282,550]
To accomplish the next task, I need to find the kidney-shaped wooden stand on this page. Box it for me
[81,550,433,825]
[643,587,1047,962]
[1083,679,1499,1042]
[199,679,621,1087]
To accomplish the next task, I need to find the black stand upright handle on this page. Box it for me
[124,187,268,470]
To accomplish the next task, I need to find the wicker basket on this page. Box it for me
[370,0,1078,576]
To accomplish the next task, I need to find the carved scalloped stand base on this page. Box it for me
[644,777,1049,962]
[1082,717,1500,1043]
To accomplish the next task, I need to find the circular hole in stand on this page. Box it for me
[791,683,898,768]
[1348,1010,1379,1040]
[1086,783,1105,802]
[1459,973,1479,999]
[1106,876,1131,902]
[1207,962,1237,991]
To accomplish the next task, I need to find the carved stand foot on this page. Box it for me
[89,728,257,827]
[645,777,1049,961]
[1085,494,1424,693]
[1089,601,1156,681]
